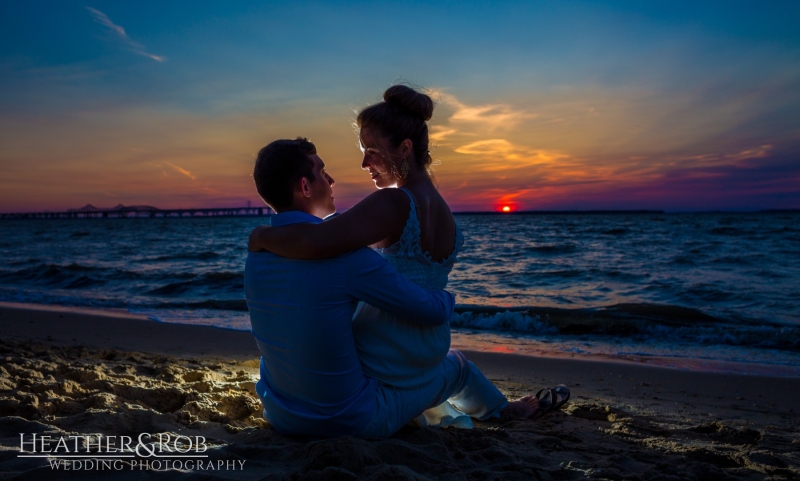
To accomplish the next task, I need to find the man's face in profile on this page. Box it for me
[307,154,336,218]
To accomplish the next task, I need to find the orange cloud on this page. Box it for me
[453,139,569,172]
[165,162,197,181]
[437,91,535,131]
[429,126,457,143]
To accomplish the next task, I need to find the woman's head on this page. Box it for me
[357,85,434,188]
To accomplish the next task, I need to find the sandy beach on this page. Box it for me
[1,302,798,480]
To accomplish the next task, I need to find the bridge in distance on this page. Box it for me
[0,204,274,220]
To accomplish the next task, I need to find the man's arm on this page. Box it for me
[344,249,454,326]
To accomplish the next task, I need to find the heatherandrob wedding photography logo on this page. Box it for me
[18,432,246,472]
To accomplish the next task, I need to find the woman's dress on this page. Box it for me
[351,188,471,427]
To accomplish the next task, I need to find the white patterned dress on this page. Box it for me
[352,188,472,427]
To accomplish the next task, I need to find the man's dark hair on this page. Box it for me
[253,137,317,211]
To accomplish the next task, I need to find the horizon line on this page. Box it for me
[2,206,798,217]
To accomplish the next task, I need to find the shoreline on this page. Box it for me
[1,302,799,479]
[3,301,798,379]
[0,302,260,361]
[5,302,795,412]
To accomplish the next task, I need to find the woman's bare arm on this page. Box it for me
[248,189,409,259]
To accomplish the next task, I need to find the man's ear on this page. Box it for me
[299,176,312,198]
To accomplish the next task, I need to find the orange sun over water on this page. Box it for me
[502,206,511,213]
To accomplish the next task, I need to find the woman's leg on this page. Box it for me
[445,349,508,420]
[359,349,508,438]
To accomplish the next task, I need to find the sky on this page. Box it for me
[1,1,799,213]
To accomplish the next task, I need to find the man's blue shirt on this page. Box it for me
[244,211,455,438]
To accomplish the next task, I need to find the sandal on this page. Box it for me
[532,388,554,419]
[551,384,570,411]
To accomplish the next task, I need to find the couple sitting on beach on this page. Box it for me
[245,85,568,439]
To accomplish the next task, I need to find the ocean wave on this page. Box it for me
[0,286,248,313]
[0,264,87,286]
[709,227,750,236]
[453,304,800,351]
[155,299,248,311]
[0,262,240,289]
[146,282,193,296]
[0,263,145,288]
[594,269,648,281]
[640,323,799,351]
[601,228,630,235]
[524,244,578,255]
[145,271,243,296]
[64,276,106,289]
[148,251,221,262]
[535,269,584,279]
[711,255,759,266]
[669,255,696,266]
[5,258,40,267]
[767,226,800,234]
[0,288,127,310]
[754,270,790,279]
[680,284,739,303]
[0,262,108,277]
[451,310,558,334]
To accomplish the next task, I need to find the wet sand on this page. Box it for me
[1,302,798,480]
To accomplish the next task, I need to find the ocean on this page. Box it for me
[1,212,798,376]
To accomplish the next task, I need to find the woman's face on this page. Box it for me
[359,126,398,189]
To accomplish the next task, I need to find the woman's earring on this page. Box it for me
[400,158,410,179]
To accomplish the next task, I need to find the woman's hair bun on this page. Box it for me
[383,85,433,121]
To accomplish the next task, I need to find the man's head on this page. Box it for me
[253,138,336,218]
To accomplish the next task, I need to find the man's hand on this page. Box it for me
[248,226,270,252]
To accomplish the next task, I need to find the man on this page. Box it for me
[245,138,539,439]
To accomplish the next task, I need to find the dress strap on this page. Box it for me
[397,187,419,227]
[397,187,416,206]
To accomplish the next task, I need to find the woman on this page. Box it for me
[249,85,544,423]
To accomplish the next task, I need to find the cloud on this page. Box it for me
[86,7,165,62]
[683,144,773,165]
[429,127,457,143]
[455,139,519,157]
[454,139,569,172]
[165,162,196,180]
[437,91,534,131]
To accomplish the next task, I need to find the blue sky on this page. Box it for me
[1,1,799,211]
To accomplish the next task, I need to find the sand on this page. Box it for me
[1,302,798,480]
